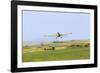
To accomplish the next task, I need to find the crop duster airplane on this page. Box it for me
[44,32,72,39]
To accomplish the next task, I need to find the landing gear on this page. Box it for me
[56,37,58,39]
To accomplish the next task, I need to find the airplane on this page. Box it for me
[44,32,72,39]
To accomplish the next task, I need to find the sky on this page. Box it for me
[22,10,90,43]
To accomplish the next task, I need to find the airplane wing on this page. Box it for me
[44,34,57,37]
[61,33,72,36]
[44,32,72,37]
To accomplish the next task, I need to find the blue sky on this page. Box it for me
[22,10,90,43]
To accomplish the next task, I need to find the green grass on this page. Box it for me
[22,47,90,62]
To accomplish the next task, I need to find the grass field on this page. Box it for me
[22,40,90,62]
